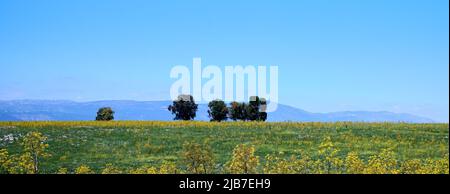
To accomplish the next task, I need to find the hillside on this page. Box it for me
[0,100,435,123]
[0,121,447,173]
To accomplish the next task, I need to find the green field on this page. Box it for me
[0,121,448,174]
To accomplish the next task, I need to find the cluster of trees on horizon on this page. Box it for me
[95,95,268,122]
[168,94,267,122]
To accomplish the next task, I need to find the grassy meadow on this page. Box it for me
[0,121,448,174]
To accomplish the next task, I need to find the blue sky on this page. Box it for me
[0,0,448,122]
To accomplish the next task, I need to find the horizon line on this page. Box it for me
[0,98,440,122]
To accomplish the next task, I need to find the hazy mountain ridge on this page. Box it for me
[0,100,435,123]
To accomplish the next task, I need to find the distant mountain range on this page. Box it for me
[0,100,435,123]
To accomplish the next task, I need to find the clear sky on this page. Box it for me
[0,0,448,122]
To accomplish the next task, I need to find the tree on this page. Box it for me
[228,97,268,121]
[258,98,268,121]
[246,96,260,121]
[226,144,259,174]
[207,100,229,122]
[181,141,215,174]
[247,96,268,121]
[228,102,246,121]
[96,107,114,121]
[21,132,50,174]
[259,112,268,121]
[229,98,268,121]
[168,95,198,120]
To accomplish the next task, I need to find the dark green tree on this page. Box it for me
[96,107,114,121]
[258,112,268,121]
[258,98,268,121]
[246,96,268,121]
[168,95,198,120]
[228,97,268,121]
[207,100,229,122]
[228,102,246,121]
[241,103,250,121]
[246,96,261,121]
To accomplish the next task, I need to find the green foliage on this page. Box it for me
[207,100,229,122]
[11,152,35,174]
[20,132,50,174]
[364,148,399,174]
[1,132,50,174]
[168,95,198,120]
[264,154,316,174]
[345,152,365,174]
[75,165,94,174]
[246,96,261,121]
[226,144,259,174]
[101,163,123,174]
[247,96,268,121]
[228,102,247,121]
[228,96,267,121]
[159,161,179,174]
[0,149,12,174]
[127,161,178,174]
[128,166,158,174]
[181,141,215,174]
[57,167,68,174]
[258,99,268,121]
[264,155,295,174]
[0,121,448,174]
[318,136,343,173]
[1,149,34,174]
[258,112,267,122]
[96,107,114,121]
